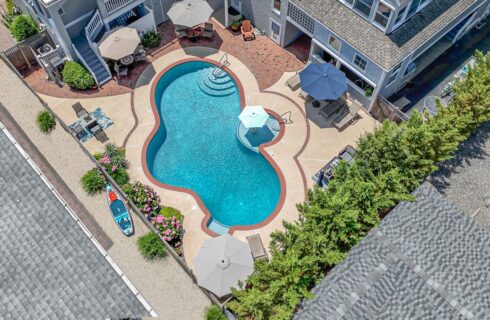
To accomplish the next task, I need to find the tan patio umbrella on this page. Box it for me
[98,27,141,60]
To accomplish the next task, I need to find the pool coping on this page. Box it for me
[142,57,287,237]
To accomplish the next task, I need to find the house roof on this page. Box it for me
[294,182,490,319]
[290,0,478,69]
[0,128,149,319]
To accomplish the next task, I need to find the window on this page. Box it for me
[58,7,65,16]
[328,35,342,52]
[353,0,374,18]
[387,62,401,86]
[353,54,368,71]
[344,0,354,5]
[374,3,392,28]
[407,0,421,17]
[273,0,281,12]
[393,5,407,26]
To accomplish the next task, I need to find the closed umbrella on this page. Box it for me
[299,63,348,100]
[193,234,254,297]
[98,27,141,60]
[239,106,269,130]
[167,0,213,28]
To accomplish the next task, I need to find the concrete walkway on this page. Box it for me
[0,60,210,319]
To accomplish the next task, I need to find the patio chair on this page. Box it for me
[338,145,356,164]
[299,90,312,102]
[246,234,268,262]
[202,22,213,40]
[72,102,89,118]
[95,131,109,143]
[241,20,255,41]
[285,73,300,91]
[135,45,145,55]
[175,25,187,39]
[114,63,128,79]
[135,53,147,63]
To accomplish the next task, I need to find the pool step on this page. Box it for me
[197,68,236,97]
[207,219,230,235]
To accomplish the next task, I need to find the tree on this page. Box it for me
[9,15,39,42]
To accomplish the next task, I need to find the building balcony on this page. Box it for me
[107,4,155,34]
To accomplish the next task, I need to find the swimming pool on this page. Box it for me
[146,60,282,231]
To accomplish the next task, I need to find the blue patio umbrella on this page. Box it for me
[299,63,348,100]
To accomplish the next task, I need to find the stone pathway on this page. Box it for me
[0,59,211,320]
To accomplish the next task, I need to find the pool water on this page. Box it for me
[147,61,281,228]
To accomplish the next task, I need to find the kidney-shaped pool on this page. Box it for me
[145,60,283,233]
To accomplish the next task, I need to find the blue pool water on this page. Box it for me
[147,61,281,228]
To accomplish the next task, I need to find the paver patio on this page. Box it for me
[22,19,304,98]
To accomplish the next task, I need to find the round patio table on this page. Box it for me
[119,54,135,65]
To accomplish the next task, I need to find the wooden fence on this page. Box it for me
[1,29,55,71]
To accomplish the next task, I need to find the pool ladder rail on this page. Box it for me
[212,53,230,76]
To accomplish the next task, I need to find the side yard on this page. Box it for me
[0,59,211,319]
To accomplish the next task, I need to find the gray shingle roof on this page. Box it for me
[290,0,477,69]
[294,182,490,319]
[0,128,149,319]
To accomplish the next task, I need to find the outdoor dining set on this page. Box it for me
[168,0,214,42]
[286,62,360,131]
[98,27,147,80]
[71,102,109,143]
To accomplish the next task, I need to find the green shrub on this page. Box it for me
[205,305,227,320]
[160,206,182,221]
[36,110,56,133]
[228,51,490,319]
[93,152,104,161]
[80,168,105,195]
[141,30,161,48]
[110,167,129,185]
[62,61,96,90]
[9,15,39,42]
[137,232,167,259]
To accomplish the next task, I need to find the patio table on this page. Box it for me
[119,54,135,65]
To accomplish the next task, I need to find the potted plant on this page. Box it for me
[364,86,373,97]
[230,20,241,32]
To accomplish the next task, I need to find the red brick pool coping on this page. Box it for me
[142,57,287,237]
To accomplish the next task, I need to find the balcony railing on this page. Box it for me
[85,10,103,42]
[104,0,133,14]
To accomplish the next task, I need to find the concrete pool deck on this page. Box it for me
[39,47,378,270]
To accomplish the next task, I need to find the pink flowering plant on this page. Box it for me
[94,143,130,185]
[123,181,161,217]
[150,214,182,242]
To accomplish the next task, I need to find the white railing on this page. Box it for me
[104,0,133,14]
[126,6,156,33]
[85,9,103,42]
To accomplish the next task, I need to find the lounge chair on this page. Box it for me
[202,22,213,40]
[95,131,109,143]
[241,20,255,41]
[247,234,268,261]
[285,73,301,91]
[333,102,361,131]
[72,102,88,118]
[338,145,356,164]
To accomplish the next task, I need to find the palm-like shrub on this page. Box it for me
[141,31,161,48]
[36,110,56,133]
[62,61,96,90]
[9,15,38,41]
[80,168,105,195]
[137,232,166,259]
[110,168,129,185]
[205,305,227,320]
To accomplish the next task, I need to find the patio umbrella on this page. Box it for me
[167,0,213,28]
[98,27,141,60]
[239,106,269,129]
[193,234,254,297]
[299,63,348,100]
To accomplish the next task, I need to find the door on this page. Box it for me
[150,0,165,25]
[270,19,281,44]
[231,0,241,11]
